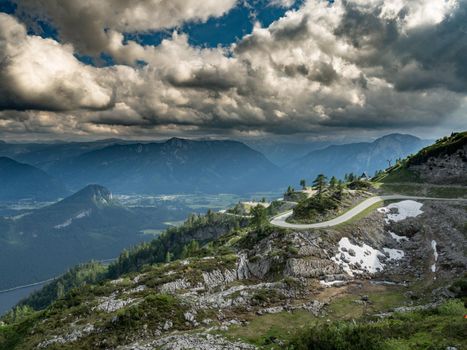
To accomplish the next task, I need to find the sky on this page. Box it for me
[0,0,466,142]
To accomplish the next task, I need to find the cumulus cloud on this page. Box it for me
[0,0,466,140]
[0,13,113,111]
[15,0,237,56]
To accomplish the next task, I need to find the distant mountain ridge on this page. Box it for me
[285,133,431,183]
[46,138,283,194]
[0,134,430,197]
[0,157,67,201]
[0,184,190,289]
[0,139,130,168]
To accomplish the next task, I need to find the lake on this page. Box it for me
[0,281,49,315]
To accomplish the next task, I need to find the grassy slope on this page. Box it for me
[220,282,467,350]
[288,300,466,350]
[372,131,467,197]
[375,131,466,185]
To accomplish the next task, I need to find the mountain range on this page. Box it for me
[0,134,431,198]
[285,133,431,183]
[44,138,283,194]
[0,185,190,289]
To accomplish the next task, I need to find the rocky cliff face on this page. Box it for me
[409,144,467,185]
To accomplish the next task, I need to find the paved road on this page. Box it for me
[269,195,467,230]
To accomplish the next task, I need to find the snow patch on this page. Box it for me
[389,231,409,243]
[320,280,348,287]
[383,248,405,260]
[332,238,406,276]
[431,240,438,273]
[378,200,423,223]
[332,237,385,276]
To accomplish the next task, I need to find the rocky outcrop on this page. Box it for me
[286,257,340,278]
[117,333,256,350]
[202,269,237,289]
[409,144,467,185]
[94,293,137,313]
[236,251,272,279]
[37,324,95,348]
[159,278,191,294]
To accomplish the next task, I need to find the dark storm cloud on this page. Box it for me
[0,0,466,140]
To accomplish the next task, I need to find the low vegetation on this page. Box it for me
[287,299,466,350]
[408,131,466,166]
[287,174,371,224]
[374,131,466,184]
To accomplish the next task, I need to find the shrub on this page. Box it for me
[436,299,465,316]
[292,195,339,221]
[347,180,372,190]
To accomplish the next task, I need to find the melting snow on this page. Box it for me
[389,231,409,243]
[332,238,405,276]
[377,200,423,223]
[431,240,438,272]
[383,248,405,260]
[332,237,385,276]
[320,280,347,287]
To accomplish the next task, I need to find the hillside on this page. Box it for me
[0,157,67,201]
[0,185,191,289]
[377,131,467,186]
[47,138,283,194]
[286,134,430,183]
[2,195,465,349]
[1,134,466,349]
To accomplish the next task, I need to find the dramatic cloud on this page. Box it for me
[15,0,237,55]
[0,0,466,140]
[0,13,113,111]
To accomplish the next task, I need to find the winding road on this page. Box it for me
[269,195,467,230]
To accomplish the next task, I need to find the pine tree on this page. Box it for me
[300,179,307,190]
[312,174,328,197]
[329,176,338,189]
[335,180,345,200]
[251,205,267,230]
[181,240,200,258]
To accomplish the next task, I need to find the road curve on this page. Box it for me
[269,195,467,230]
